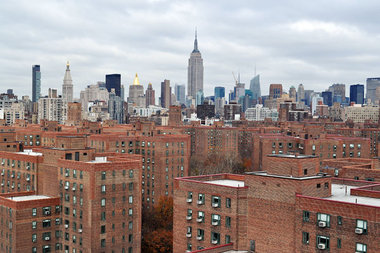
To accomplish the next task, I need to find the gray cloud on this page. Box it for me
[1,0,380,99]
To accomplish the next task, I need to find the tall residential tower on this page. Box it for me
[187,30,204,98]
[32,65,41,103]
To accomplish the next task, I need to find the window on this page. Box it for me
[32,221,37,229]
[101,185,106,193]
[302,211,310,222]
[129,170,134,178]
[129,195,133,204]
[101,171,106,180]
[101,239,106,248]
[225,235,231,244]
[317,213,331,227]
[187,209,192,219]
[32,233,37,242]
[187,192,192,202]
[337,238,341,248]
[186,226,192,237]
[32,208,37,216]
[211,232,220,245]
[211,214,221,226]
[187,243,192,251]
[337,216,342,225]
[42,219,51,228]
[356,219,367,234]
[101,225,106,234]
[197,229,204,240]
[316,235,329,249]
[211,196,221,208]
[197,193,205,205]
[226,198,231,208]
[101,198,106,207]
[226,216,231,228]
[356,243,367,253]
[302,232,309,244]
[197,211,205,223]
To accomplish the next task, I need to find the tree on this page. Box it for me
[142,196,173,253]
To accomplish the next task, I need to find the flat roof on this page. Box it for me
[325,184,380,207]
[267,154,317,159]
[16,149,42,156]
[206,180,245,187]
[247,171,325,180]
[7,195,51,201]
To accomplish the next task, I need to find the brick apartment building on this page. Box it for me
[0,191,60,253]
[0,135,142,252]
[174,154,380,252]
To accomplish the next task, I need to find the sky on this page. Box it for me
[1,0,380,99]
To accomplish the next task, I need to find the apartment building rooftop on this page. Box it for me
[6,195,51,201]
[16,149,42,156]
[206,179,245,187]
[325,183,380,207]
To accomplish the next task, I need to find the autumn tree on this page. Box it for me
[142,196,173,253]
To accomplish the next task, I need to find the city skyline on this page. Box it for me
[1,1,380,98]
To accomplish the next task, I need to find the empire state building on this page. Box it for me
[187,30,204,98]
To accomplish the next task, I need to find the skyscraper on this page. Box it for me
[62,61,73,102]
[297,84,305,103]
[249,74,261,100]
[289,86,296,100]
[161,79,171,108]
[269,84,283,99]
[350,84,364,105]
[128,73,145,107]
[187,30,204,98]
[367,78,380,104]
[32,65,41,103]
[214,87,225,99]
[106,74,121,97]
[175,84,186,105]
[322,91,333,106]
[146,83,155,107]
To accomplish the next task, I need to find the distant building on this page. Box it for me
[197,102,215,120]
[108,89,124,124]
[37,88,67,124]
[187,30,204,98]
[128,73,145,107]
[145,82,155,107]
[175,84,186,105]
[297,83,304,102]
[224,102,241,120]
[366,77,380,104]
[214,86,225,99]
[343,105,379,123]
[196,90,204,106]
[329,83,346,99]
[289,86,296,100]
[322,91,333,106]
[249,74,261,100]
[62,61,73,102]
[245,104,278,121]
[269,84,283,99]
[32,65,41,103]
[350,84,364,105]
[105,74,121,97]
[161,79,171,108]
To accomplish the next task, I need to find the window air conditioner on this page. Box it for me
[355,228,363,234]
[317,243,326,250]
[318,221,326,228]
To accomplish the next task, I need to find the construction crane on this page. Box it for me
[232,72,238,85]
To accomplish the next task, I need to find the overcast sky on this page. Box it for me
[1,0,380,99]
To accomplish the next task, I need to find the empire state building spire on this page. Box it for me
[62,61,73,102]
[187,29,204,98]
[192,29,199,53]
